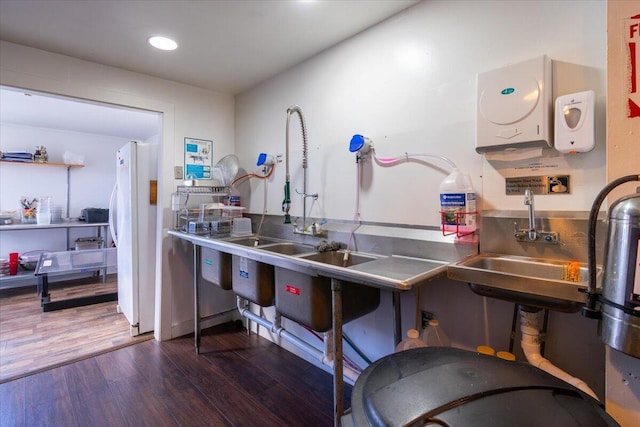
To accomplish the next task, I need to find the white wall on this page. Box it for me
[0,40,236,340]
[0,123,130,250]
[234,0,608,399]
[236,0,606,224]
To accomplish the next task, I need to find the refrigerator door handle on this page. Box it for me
[108,183,118,246]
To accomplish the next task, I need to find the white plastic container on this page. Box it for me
[37,196,52,225]
[421,319,451,347]
[439,169,477,235]
[231,217,252,237]
[395,329,427,352]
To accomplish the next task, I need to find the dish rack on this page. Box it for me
[172,185,244,235]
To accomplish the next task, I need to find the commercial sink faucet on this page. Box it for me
[514,188,560,244]
[524,188,537,240]
[284,105,324,236]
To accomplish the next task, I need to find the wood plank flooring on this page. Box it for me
[0,276,151,382]
[0,322,351,427]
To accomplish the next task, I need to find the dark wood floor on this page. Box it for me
[0,322,352,427]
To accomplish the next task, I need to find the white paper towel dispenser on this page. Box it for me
[476,55,553,153]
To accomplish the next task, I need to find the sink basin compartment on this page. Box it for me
[300,250,377,267]
[230,242,316,305]
[275,250,380,332]
[227,236,282,247]
[462,255,589,283]
[201,236,282,291]
[259,242,316,256]
[447,254,598,312]
[232,255,275,306]
[201,246,232,290]
[275,268,380,332]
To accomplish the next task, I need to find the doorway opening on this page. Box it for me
[0,85,162,381]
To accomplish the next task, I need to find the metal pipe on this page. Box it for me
[236,297,328,365]
[343,332,372,365]
[524,188,536,240]
[235,296,359,380]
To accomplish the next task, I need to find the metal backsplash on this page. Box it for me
[247,214,477,263]
[479,210,606,264]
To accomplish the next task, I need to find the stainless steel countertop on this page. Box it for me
[168,230,452,290]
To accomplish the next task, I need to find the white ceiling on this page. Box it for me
[0,0,418,95]
[0,86,161,140]
[0,0,418,139]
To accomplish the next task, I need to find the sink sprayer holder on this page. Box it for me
[439,211,478,238]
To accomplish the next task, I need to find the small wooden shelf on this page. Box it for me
[0,160,84,168]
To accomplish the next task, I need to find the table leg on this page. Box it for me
[39,274,50,306]
[331,278,343,427]
[393,290,402,346]
[193,244,201,354]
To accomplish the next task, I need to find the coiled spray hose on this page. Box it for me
[283,105,309,224]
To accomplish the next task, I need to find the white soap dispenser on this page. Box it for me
[554,90,595,154]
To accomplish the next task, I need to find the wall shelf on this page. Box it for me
[0,160,84,168]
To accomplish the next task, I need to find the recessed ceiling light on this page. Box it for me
[148,36,178,51]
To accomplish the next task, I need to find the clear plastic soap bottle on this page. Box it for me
[395,329,427,352]
[421,319,451,347]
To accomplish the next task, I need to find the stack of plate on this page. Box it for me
[0,259,9,277]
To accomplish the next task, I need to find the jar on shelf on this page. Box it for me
[34,145,48,163]
[20,197,37,224]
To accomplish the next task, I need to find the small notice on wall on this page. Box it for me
[184,137,213,179]
[627,14,640,118]
[505,175,570,195]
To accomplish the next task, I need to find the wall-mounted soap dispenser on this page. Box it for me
[554,90,595,154]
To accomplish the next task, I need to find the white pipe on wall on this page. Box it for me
[236,297,359,382]
[519,308,599,400]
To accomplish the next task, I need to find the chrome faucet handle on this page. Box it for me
[295,188,319,200]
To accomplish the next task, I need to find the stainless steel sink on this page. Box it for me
[201,236,284,290]
[259,242,316,256]
[227,236,283,246]
[200,235,280,302]
[299,250,377,267]
[275,250,380,332]
[447,254,598,312]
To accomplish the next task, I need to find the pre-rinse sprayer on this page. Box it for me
[283,105,322,235]
[282,106,304,224]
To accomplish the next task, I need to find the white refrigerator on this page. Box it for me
[109,141,158,335]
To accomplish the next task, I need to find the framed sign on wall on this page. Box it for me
[184,137,213,179]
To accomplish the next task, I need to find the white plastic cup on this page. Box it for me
[37,212,51,225]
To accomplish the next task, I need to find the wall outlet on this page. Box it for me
[174,166,184,180]
[421,310,434,329]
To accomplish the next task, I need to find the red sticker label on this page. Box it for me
[626,14,640,117]
[285,284,300,296]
